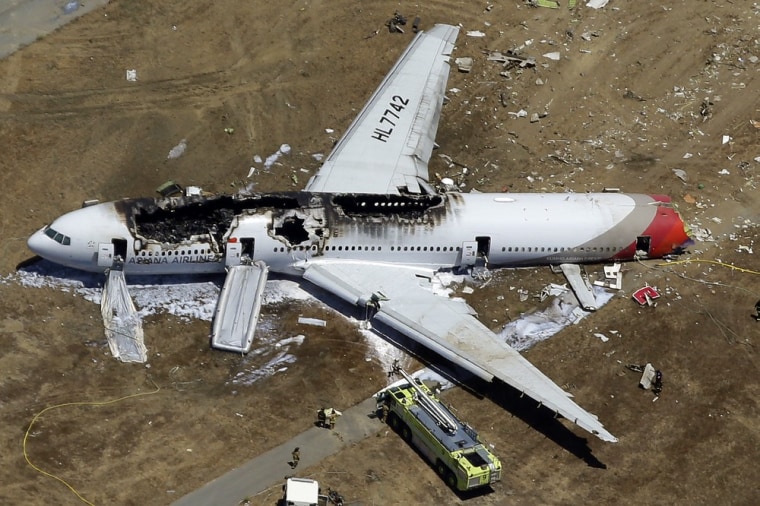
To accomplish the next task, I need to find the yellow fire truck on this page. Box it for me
[377,368,502,491]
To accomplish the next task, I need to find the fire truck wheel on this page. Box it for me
[387,412,400,430]
[445,470,457,490]
[400,423,412,442]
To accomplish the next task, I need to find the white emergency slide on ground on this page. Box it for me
[211,261,269,353]
[101,269,147,363]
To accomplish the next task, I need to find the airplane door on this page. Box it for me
[225,240,243,267]
[461,241,477,267]
[97,243,114,267]
[225,238,255,267]
[636,236,651,257]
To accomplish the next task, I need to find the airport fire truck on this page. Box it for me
[377,369,502,491]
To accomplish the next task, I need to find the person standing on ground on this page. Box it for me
[291,447,300,469]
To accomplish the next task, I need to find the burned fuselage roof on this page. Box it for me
[114,191,448,245]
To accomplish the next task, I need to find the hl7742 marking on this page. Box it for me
[371,95,409,142]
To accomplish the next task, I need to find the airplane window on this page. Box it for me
[403,246,408,251]
[338,246,343,251]
[378,246,382,251]
[541,247,545,252]
[416,246,421,251]
[371,246,375,251]
[456,246,460,251]
[527,247,532,252]
[364,246,368,251]
[423,246,428,251]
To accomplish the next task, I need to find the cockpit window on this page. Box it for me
[43,226,71,246]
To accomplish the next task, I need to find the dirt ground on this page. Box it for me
[1,1,759,505]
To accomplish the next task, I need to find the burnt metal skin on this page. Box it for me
[28,189,690,276]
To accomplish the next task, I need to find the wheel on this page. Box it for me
[387,412,400,430]
[435,460,447,477]
[400,422,412,442]
[445,470,458,490]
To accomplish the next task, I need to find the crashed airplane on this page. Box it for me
[27,24,691,443]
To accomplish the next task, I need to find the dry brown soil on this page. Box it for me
[1,1,758,505]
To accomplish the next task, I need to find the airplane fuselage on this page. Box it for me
[28,190,691,276]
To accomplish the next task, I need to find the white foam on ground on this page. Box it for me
[6,262,612,386]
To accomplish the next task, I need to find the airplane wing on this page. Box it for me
[304,24,459,195]
[300,260,618,443]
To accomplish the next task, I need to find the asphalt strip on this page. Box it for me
[172,396,382,506]
[0,0,111,60]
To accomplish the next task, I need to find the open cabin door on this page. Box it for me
[97,239,128,269]
[225,237,255,267]
[460,236,491,268]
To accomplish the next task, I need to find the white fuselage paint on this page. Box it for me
[28,191,665,277]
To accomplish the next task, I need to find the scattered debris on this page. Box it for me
[538,283,568,301]
[224,127,235,135]
[594,332,609,343]
[593,263,622,290]
[753,299,760,321]
[672,168,688,183]
[126,69,137,82]
[627,363,663,397]
[298,317,326,327]
[466,30,486,38]
[167,139,187,160]
[386,12,407,33]
[632,284,660,306]
[412,16,421,33]
[455,57,473,73]
[586,0,610,8]
[543,51,560,61]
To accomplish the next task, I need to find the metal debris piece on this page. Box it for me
[632,284,660,306]
[455,57,474,73]
[386,12,407,33]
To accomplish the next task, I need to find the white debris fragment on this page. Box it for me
[683,152,693,159]
[718,168,730,175]
[253,154,263,164]
[449,87,461,94]
[466,30,486,37]
[167,139,187,159]
[722,135,732,145]
[543,52,561,61]
[594,333,610,343]
[325,128,334,134]
[672,168,688,182]
[126,69,137,81]
[279,143,291,154]
[297,317,326,327]
[247,167,255,178]
[586,0,610,8]
[455,57,474,73]
[312,153,324,162]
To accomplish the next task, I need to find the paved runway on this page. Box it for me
[0,0,111,59]
[172,396,383,506]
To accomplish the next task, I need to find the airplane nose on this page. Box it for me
[27,228,49,257]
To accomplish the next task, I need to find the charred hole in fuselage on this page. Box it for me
[127,193,301,245]
[274,215,310,244]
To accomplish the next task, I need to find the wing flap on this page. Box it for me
[302,261,617,442]
[304,24,459,195]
